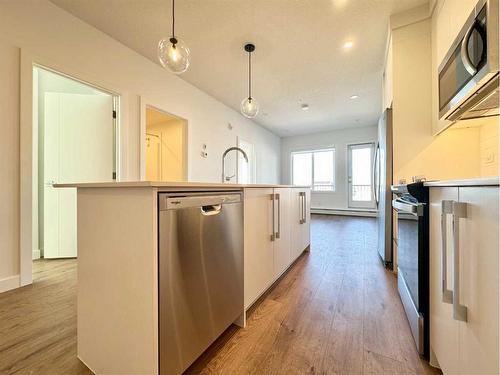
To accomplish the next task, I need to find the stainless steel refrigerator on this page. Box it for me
[373,108,393,269]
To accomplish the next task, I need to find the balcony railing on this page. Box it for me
[352,184,372,201]
[313,183,335,192]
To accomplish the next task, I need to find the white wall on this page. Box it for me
[0,44,21,292]
[0,0,280,291]
[281,126,378,210]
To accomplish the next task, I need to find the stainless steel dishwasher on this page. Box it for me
[158,192,243,375]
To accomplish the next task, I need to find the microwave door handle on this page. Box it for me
[461,23,478,76]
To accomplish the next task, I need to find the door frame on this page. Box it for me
[347,142,376,209]
[20,49,124,286]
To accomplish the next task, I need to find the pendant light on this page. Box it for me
[241,43,259,118]
[158,0,190,74]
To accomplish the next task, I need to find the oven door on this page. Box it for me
[393,198,425,354]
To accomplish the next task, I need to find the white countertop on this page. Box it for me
[424,176,499,187]
[54,181,310,189]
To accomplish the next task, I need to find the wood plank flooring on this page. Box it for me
[0,215,441,375]
[186,215,441,375]
[0,259,92,375]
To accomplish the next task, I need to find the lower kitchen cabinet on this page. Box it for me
[244,188,274,309]
[244,187,311,309]
[273,188,291,279]
[429,185,499,375]
[290,188,311,261]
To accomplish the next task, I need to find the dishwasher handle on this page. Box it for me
[201,204,222,216]
[160,193,241,210]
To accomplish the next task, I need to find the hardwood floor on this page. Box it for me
[0,259,92,375]
[186,215,441,375]
[0,215,441,375]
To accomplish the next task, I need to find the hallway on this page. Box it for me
[0,215,440,374]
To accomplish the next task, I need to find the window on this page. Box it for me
[291,149,335,191]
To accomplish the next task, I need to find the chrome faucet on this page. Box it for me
[222,147,248,182]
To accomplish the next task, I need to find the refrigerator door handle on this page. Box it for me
[372,143,380,207]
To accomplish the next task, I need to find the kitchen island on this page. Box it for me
[55,182,311,375]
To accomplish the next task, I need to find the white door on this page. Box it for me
[146,134,161,181]
[237,138,256,184]
[44,92,114,258]
[347,143,375,209]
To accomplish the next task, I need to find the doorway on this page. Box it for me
[347,142,375,209]
[34,67,118,259]
[145,106,187,181]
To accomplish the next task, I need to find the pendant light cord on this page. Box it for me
[172,0,176,39]
[248,51,252,99]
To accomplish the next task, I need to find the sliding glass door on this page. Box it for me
[347,143,375,209]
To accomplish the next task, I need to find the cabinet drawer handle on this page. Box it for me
[270,193,275,241]
[452,201,468,322]
[275,193,280,239]
[441,201,454,304]
[299,192,305,224]
[302,192,307,224]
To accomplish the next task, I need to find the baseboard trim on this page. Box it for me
[32,249,41,260]
[311,208,377,217]
[0,275,21,293]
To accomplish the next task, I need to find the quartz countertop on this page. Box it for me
[54,181,310,189]
[424,177,499,187]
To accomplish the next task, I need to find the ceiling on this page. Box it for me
[49,0,427,136]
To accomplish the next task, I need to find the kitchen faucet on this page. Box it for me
[222,147,248,182]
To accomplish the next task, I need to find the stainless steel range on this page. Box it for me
[392,182,430,360]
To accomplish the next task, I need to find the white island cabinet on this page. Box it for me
[427,178,499,375]
[244,187,311,309]
[55,181,310,375]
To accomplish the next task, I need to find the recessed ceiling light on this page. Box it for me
[301,103,310,111]
[343,41,354,49]
[350,94,359,99]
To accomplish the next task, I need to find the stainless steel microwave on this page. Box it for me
[438,0,499,122]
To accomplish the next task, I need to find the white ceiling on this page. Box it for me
[49,0,427,136]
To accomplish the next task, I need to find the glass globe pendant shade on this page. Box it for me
[241,97,259,118]
[158,37,190,74]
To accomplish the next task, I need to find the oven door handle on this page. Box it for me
[392,199,424,216]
